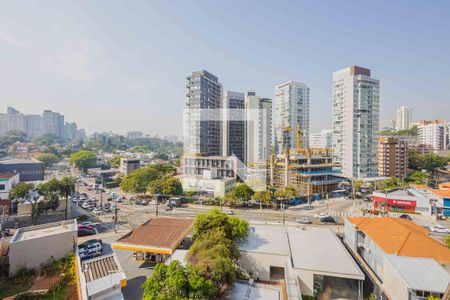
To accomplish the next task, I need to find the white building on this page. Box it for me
[26,114,43,138]
[332,66,380,179]
[417,119,448,150]
[396,106,412,131]
[8,219,77,276]
[0,172,20,199]
[245,92,272,163]
[274,81,310,152]
[309,129,332,149]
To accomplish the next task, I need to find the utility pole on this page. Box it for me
[155,195,159,217]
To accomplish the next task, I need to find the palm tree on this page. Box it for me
[59,177,75,220]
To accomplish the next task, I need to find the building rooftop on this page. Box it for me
[0,172,19,179]
[227,281,282,300]
[11,220,77,243]
[287,227,364,279]
[432,189,450,198]
[82,254,119,283]
[112,217,193,254]
[0,158,41,164]
[239,226,291,256]
[385,255,450,293]
[438,182,450,189]
[347,217,450,264]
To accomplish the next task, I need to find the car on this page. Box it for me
[429,225,450,234]
[79,241,102,254]
[78,239,103,249]
[319,216,335,223]
[79,248,102,260]
[78,225,94,230]
[296,217,312,224]
[314,212,330,219]
[81,202,89,209]
[80,221,93,227]
[77,228,96,237]
[93,207,102,215]
[399,214,412,221]
[223,210,234,215]
[103,206,111,212]
[71,198,79,203]
[2,228,11,236]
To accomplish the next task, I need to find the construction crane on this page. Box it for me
[280,126,303,152]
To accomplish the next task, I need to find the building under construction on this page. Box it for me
[270,127,345,198]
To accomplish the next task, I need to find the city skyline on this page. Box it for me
[1,1,449,136]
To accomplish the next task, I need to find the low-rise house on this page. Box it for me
[238,225,364,299]
[77,252,127,300]
[8,219,77,276]
[344,217,450,299]
[0,172,20,200]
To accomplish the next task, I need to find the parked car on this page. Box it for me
[77,228,96,237]
[71,198,79,203]
[296,217,312,224]
[319,216,335,223]
[93,207,102,215]
[78,224,94,230]
[80,221,93,227]
[79,241,102,254]
[78,239,103,249]
[81,202,89,209]
[399,214,412,221]
[223,210,234,215]
[79,247,102,260]
[429,225,450,234]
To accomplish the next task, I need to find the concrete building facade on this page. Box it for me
[417,119,448,150]
[222,91,245,164]
[274,81,310,153]
[309,129,332,149]
[184,70,222,156]
[396,106,412,131]
[0,158,44,181]
[332,66,380,179]
[377,136,408,180]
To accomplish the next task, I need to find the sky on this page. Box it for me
[0,0,449,137]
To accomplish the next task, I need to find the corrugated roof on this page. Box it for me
[385,255,450,293]
[82,254,118,283]
[113,217,193,253]
[348,217,450,264]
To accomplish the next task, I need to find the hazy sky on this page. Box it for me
[1,1,449,136]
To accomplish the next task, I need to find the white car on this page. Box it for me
[92,208,102,215]
[80,221,93,227]
[314,212,330,219]
[223,210,234,215]
[429,225,450,234]
[81,202,89,209]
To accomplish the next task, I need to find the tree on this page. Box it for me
[108,156,122,168]
[9,182,34,200]
[35,153,60,168]
[253,191,273,208]
[69,150,97,172]
[405,171,430,185]
[444,235,450,248]
[59,177,75,220]
[378,177,402,191]
[141,261,216,300]
[227,184,254,205]
[148,176,182,196]
[274,186,298,199]
[121,164,175,195]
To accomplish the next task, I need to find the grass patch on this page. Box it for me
[0,269,36,299]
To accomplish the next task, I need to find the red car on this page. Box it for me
[78,225,94,230]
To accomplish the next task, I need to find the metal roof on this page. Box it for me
[385,255,450,293]
[239,226,291,256]
[82,254,118,283]
[287,227,364,280]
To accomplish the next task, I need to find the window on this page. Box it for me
[0,184,5,191]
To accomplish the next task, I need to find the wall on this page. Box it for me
[0,162,44,181]
[238,251,290,281]
[382,256,409,300]
[17,198,67,216]
[9,228,76,275]
[0,174,20,199]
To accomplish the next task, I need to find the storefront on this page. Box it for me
[372,191,418,213]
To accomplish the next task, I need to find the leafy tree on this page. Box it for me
[35,153,60,168]
[253,190,273,208]
[121,164,175,195]
[9,183,34,200]
[141,261,216,300]
[148,176,182,196]
[377,177,403,190]
[274,186,298,199]
[69,150,97,172]
[226,184,254,205]
[405,171,430,185]
[108,156,122,168]
[423,154,449,173]
[444,235,450,248]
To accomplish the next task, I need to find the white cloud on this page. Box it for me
[0,29,29,50]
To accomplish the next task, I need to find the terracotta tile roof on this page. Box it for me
[410,184,432,190]
[432,189,450,198]
[113,217,193,254]
[347,217,450,264]
[439,182,450,189]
